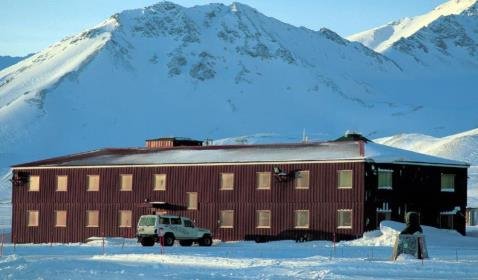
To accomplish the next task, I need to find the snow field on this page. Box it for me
[1,222,478,279]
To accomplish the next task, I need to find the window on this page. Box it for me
[256,210,271,228]
[55,210,67,227]
[256,172,271,190]
[87,175,100,191]
[441,174,455,192]
[154,174,167,191]
[29,176,40,192]
[171,218,181,225]
[187,192,198,210]
[27,210,39,227]
[220,173,234,190]
[120,174,133,191]
[338,170,353,189]
[86,210,99,227]
[378,170,393,190]
[56,175,68,192]
[220,210,234,228]
[184,220,194,228]
[337,209,353,229]
[294,210,309,228]
[119,210,132,228]
[294,171,310,189]
[159,217,170,225]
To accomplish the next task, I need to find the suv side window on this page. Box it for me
[159,217,170,225]
[184,220,194,228]
[171,218,181,225]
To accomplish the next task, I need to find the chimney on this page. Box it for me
[145,137,203,148]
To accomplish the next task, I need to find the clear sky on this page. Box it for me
[0,0,447,56]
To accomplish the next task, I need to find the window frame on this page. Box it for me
[377,169,393,190]
[87,175,100,192]
[56,175,68,192]
[220,173,234,191]
[55,210,67,227]
[120,174,133,191]
[440,173,455,192]
[256,210,271,229]
[256,172,271,190]
[187,192,198,210]
[86,210,99,228]
[338,170,353,189]
[28,175,40,192]
[294,209,310,229]
[153,173,167,191]
[219,210,234,228]
[294,170,310,190]
[337,209,353,229]
[118,210,132,228]
[27,210,39,227]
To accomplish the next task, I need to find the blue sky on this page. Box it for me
[1,0,447,56]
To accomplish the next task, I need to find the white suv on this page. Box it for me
[136,215,213,247]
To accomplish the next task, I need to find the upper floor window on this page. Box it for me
[187,192,198,210]
[220,173,234,190]
[256,172,271,190]
[294,210,310,229]
[87,175,100,191]
[441,174,455,192]
[378,169,393,190]
[55,210,67,227]
[120,174,133,191]
[154,174,167,191]
[29,175,40,192]
[337,209,353,229]
[56,175,68,192]
[338,170,353,189]
[294,170,310,189]
[27,210,39,227]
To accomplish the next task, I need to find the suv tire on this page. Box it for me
[140,237,155,247]
[163,234,175,246]
[198,234,212,246]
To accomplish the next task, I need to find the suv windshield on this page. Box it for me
[139,216,156,226]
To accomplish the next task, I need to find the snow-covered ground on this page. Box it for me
[0,222,477,279]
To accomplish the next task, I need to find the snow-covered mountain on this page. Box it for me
[1,0,478,204]
[0,55,29,71]
[348,0,477,53]
[375,128,478,207]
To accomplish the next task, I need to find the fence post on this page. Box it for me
[122,238,125,250]
[456,249,458,262]
[0,229,4,257]
[102,236,105,255]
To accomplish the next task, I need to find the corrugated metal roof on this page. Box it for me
[12,141,469,168]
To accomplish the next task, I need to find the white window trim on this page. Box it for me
[440,173,455,192]
[378,169,393,190]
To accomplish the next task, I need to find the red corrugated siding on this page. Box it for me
[12,162,365,243]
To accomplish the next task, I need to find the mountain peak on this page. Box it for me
[348,0,478,53]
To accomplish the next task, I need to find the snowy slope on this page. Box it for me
[0,55,29,71]
[348,0,477,52]
[375,128,478,207]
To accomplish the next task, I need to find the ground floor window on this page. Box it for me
[220,210,234,228]
[55,210,67,227]
[86,210,99,227]
[119,210,132,228]
[294,210,309,228]
[256,210,271,228]
[27,210,39,227]
[337,209,352,229]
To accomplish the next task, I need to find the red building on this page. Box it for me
[10,135,468,243]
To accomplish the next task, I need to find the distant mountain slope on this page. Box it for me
[375,128,478,207]
[0,55,29,70]
[348,0,477,52]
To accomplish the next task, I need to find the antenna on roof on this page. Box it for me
[302,129,308,143]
